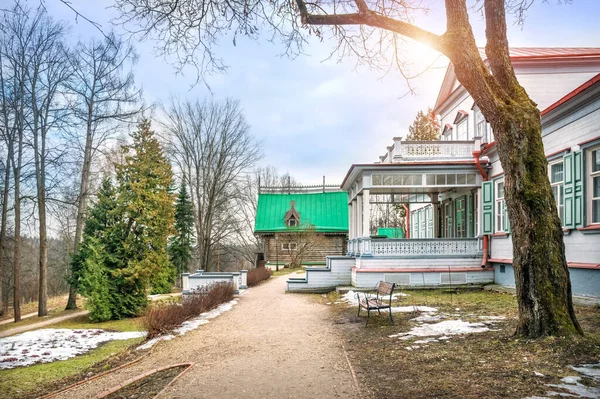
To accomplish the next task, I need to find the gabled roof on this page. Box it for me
[434,47,600,113]
[541,72,600,116]
[254,192,348,233]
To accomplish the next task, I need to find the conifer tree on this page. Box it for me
[115,119,176,298]
[73,177,119,321]
[75,120,176,320]
[406,108,440,141]
[169,182,195,280]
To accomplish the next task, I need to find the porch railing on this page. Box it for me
[398,140,476,160]
[348,238,482,257]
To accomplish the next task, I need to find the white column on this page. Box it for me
[240,270,248,289]
[362,189,370,238]
[182,273,190,292]
[348,200,352,239]
[357,195,363,238]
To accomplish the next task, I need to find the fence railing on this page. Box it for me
[398,141,476,160]
[348,238,482,257]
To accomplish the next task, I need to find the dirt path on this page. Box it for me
[0,311,38,326]
[53,276,359,399]
[0,310,88,338]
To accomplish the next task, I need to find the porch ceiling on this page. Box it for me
[341,161,484,191]
[368,185,478,195]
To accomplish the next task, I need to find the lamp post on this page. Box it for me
[275,234,279,272]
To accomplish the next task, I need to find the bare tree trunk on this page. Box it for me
[33,126,48,316]
[12,127,22,323]
[0,154,10,315]
[66,116,93,310]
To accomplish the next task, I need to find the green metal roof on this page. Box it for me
[254,192,348,233]
[376,227,404,238]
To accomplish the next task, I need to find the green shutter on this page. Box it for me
[482,181,494,234]
[467,193,474,237]
[564,152,575,229]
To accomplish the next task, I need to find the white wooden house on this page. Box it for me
[287,48,600,297]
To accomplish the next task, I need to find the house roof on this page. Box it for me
[541,72,600,116]
[254,192,348,234]
[434,47,600,113]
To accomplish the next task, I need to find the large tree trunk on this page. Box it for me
[66,115,94,310]
[490,106,582,336]
[443,0,582,337]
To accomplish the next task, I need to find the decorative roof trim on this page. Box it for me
[453,110,469,124]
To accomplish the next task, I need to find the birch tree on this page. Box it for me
[113,0,583,337]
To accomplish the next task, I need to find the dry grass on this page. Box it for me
[327,289,600,399]
[247,267,272,287]
[143,282,234,339]
[0,294,75,321]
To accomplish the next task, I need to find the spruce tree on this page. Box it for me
[168,182,195,280]
[75,120,176,320]
[73,177,120,321]
[115,119,176,299]
[406,108,440,141]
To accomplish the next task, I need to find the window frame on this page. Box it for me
[456,118,468,141]
[495,179,506,233]
[287,218,297,227]
[282,242,297,251]
[588,145,600,225]
[548,160,565,225]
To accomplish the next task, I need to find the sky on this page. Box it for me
[24,0,600,184]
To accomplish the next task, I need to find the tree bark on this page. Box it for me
[0,130,12,318]
[66,107,94,310]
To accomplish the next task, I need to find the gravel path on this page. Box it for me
[53,275,359,399]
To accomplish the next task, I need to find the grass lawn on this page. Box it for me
[325,289,600,399]
[0,314,147,399]
[0,337,143,399]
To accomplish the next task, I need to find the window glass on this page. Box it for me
[372,175,381,185]
[549,162,564,224]
[496,180,505,232]
[587,148,600,224]
[551,163,564,183]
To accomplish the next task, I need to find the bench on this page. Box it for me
[356,281,396,326]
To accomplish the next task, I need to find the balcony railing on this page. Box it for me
[348,238,482,257]
[397,140,476,160]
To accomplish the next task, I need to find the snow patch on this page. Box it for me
[546,376,600,398]
[411,314,446,323]
[389,320,491,340]
[137,299,237,350]
[524,361,600,399]
[391,306,438,313]
[340,290,409,306]
[0,329,146,370]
